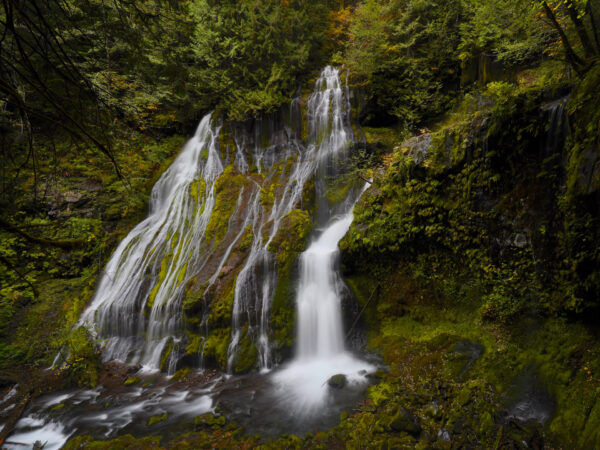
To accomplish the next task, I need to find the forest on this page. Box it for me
[1,0,600,448]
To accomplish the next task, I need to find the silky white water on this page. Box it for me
[73,66,369,382]
[226,66,354,372]
[8,67,374,447]
[78,114,224,371]
[273,190,373,413]
[297,204,361,359]
[273,67,374,413]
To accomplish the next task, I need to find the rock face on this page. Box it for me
[400,134,432,165]
[327,374,348,389]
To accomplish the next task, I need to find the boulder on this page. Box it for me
[327,374,348,389]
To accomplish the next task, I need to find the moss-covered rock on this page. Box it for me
[230,327,258,374]
[63,327,102,388]
[268,209,312,354]
[148,413,168,426]
[205,165,250,247]
[124,376,140,386]
[327,374,348,389]
[194,413,226,430]
[201,327,230,370]
[63,434,162,449]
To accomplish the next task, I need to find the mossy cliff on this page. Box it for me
[336,67,600,448]
[0,134,186,378]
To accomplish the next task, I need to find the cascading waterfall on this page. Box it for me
[296,210,357,360]
[76,66,366,377]
[226,66,353,371]
[7,68,376,447]
[79,115,224,370]
[272,68,374,413]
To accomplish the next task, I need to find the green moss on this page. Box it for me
[270,269,296,350]
[194,413,226,429]
[177,262,188,285]
[207,284,235,328]
[267,209,312,352]
[205,165,249,246]
[231,326,258,374]
[361,126,406,151]
[189,178,207,209]
[63,434,162,449]
[124,376,140,386]
[238,225,254,252]
[185,333,202,356]
[148,412,168,426]
[202,327,231,370]
[182,289,204,314]
[160,341,173,371]
[268,209,312,269]
[147,254,170,310]
[260,182,279,212]
[63,327,101,388]
[171,367,190,381]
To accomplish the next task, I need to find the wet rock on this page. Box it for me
[389,407,421,436]
[327,374,347,389]
[505,367,554,425]
[437,428,451,442]
[452,340,484,376]
[400,134,432,165]
[219,265,234,278]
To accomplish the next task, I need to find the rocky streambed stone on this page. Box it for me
[327,374,348,389]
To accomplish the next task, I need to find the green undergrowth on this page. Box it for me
[342,260,600,448]
[336,63,600,447]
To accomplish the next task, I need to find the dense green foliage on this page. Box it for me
[190,0,333,119]
[339,0,599,127]
[340,0,463,125]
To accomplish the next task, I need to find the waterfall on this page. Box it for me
[543,95,569,155]
[296,67,356,359]
[296,209,358,359]
[272,68,374,413]
[226,66,353,371]
[79,115,223,370]
[77,66,367,376]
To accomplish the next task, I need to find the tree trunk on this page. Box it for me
[542,2,586,75]
[565,0,597,56]
[587,1,600,52]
